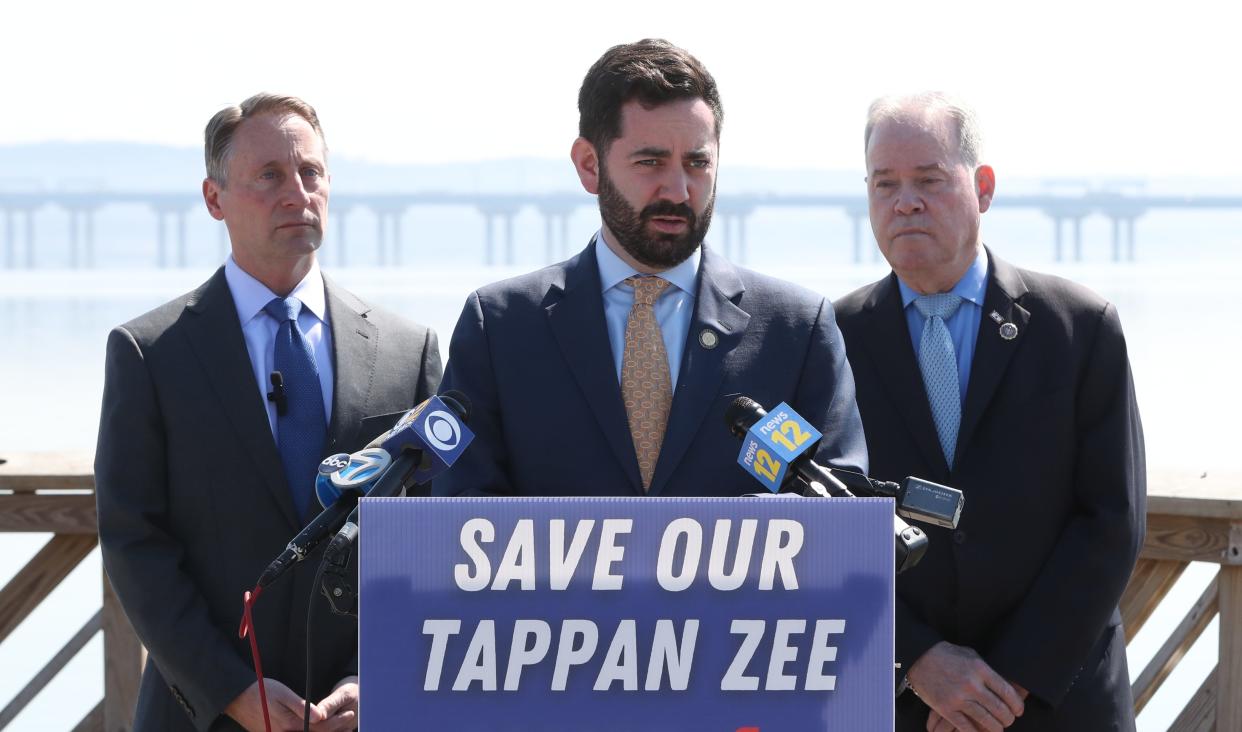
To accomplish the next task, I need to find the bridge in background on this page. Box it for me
[1,190,1240,268]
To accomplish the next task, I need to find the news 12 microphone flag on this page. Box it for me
[360,497,895,730]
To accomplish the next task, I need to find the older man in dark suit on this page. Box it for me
[95,94,440,731]
[834,93,1145,732]
[434,40,867,499]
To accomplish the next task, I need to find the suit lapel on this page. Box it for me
[182,268,300,529]
[856,274,950,473]
[323,277,378,454]
[955,250,1030,464]
[546,240,643,492]
[648,246,750,495]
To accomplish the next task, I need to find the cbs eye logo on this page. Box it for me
[423,410,462,451]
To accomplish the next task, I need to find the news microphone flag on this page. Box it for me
[735,402,822,492]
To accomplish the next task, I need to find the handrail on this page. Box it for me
[1,454,1238,730]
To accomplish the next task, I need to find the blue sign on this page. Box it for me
[735,402,823,492]
[360,497,894,731]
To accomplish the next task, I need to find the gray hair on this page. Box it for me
[864,92,982,168]
[204,93,326,185]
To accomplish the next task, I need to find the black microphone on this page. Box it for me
[317,392,473,616]
[267,371,288,416]
[725,396,929,573]
[324,391,472,559]
[725,397,963,528]
[256,447,395,589]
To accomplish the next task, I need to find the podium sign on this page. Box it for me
[360,497,894,731]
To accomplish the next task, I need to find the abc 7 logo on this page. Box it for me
[423,410,462,451]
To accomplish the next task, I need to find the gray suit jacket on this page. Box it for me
[96,267,441,731]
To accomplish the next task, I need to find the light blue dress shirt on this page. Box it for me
[224,255,334,439]
[595,230,699,392]
[897,246,989,405]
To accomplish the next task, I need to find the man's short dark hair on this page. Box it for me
[577,39,723,153]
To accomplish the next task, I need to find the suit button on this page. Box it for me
[953,530,967,544]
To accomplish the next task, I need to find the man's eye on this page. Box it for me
[687,159,711,169]
[259,170,278,180]
[301,167,322,178]
[874,180,896,189]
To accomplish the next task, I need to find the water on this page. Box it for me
[1,209,1239,729]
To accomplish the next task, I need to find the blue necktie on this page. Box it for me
[264,296,327,519]
[913,294,963,468]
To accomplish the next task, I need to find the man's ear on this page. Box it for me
[570,137,601,195]
[975,165,996,213]
[203,178,226,221]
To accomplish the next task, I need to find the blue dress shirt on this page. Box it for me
[224,255,334,439]
[595,230,699,392]
[897,246,989,404]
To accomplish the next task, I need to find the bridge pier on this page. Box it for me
[538,206,577,263]
[2,209,12,268]
[153,208,190,268]
[846,206,871,263]
[334,208,349,267]
[480,206,520,266]
[1110,216,1140,262]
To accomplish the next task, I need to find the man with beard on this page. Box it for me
[434,39,867,498]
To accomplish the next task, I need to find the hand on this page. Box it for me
[311,676,359,732]
[225,679,326,732]
[908,642,1024,732]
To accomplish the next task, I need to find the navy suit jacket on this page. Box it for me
[835,249,1145,731]
[96,268,441,731]
[435,240,868,497]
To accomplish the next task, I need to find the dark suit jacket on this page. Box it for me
[434,240,868,497]
[834,248,1145,731]
[95,267,441,731]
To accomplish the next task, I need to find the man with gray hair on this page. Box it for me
[835,92,1144,731]
[96,93,441,730]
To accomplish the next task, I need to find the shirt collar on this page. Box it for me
[897,246,990,310]
[224,254,328,325]
[594,228,700,296]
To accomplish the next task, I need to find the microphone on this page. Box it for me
[325,391,473,555]
[725,397,963,528]
[267,371,288,416]
[317,392,474,616]
[725,396,930,573]
[256,447,393,589]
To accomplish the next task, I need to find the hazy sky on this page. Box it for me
[5,0,1238,177]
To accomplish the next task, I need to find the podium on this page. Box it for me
[359,497,894,731]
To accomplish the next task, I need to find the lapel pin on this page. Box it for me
[699,329,719,349]
[988,310,1005,324]
[999,322,1019,340]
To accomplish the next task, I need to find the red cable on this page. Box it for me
[239,586,273,732]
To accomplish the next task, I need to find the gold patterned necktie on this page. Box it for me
[621,275,673,492]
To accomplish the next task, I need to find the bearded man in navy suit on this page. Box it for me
[435,39,867,498]
[834,92,1144,732]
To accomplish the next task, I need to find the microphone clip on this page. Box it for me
[267,371,288,416]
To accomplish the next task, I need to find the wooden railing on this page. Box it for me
[1,454,1239,730]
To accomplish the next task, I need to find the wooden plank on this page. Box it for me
[103,572,143,731]
[0,494,97,533]
[0,452,94,493]
[1218,565,1242,732]
[1168,666,1216,732]
[1132,575,1218,713]
[1147,468,1242,520]
[1120,558,1187,641]
[0,534,97,644]
[0,610,101,730]
[1142,513,1234,564]
[69,701,104,732]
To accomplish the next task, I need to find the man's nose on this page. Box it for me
[895,184,923,215]
[657,167,691,204]
[280,173,313,207]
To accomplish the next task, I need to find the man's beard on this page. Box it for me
[597,166,714,270]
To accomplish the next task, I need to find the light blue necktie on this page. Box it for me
[264,296,327,519]
[913,294,963,468]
